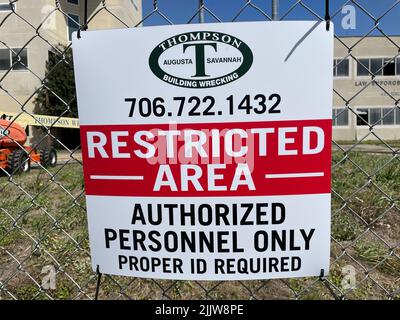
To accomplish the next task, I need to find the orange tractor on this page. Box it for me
[0,119,57,174]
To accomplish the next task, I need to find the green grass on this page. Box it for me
[334,140,400,148]
[355,242,400,277]
[0,153,399,300]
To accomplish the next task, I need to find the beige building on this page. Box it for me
[333,36,400,141]
[0,0,142,115]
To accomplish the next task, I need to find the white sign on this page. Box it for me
[72,21,333,280]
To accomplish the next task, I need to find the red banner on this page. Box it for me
[80,119,331,197]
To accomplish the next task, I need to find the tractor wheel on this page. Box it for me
[40,147,57,167]
[7,149,31,174]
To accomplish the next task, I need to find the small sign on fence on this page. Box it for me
[0,112,79,129]
[73,21,333,280]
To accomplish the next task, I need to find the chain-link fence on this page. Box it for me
[0,0,399,300]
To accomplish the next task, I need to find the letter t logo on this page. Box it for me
[183,42,217,77]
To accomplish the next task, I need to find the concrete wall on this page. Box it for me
[0,0,49,114]
[333,36,400,141]
[0,0,142,115]
[85,0,142,30]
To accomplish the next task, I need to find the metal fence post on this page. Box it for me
[199,0,205,23]
[272,0,279,21]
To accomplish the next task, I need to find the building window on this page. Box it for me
[370,58,383,75]
[0,48,28,71]
[357,59,370,76]
[382,108,395,125]
[369,108,382,125]
[67,14,80,41]
[357,107,399,126]
[357,57,399,77]
[333,108,349,126]
[67,0,79,4]
[333,59,349,77]
[383,58,396,76]
[0,2,15,11]
[11,48,28,70]
[396,107,400,124]
[0,49,9,70]
[356,108,369,126]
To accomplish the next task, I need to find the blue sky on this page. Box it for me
[142,0,400,36]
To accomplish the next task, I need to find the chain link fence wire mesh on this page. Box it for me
[0,0,399,300]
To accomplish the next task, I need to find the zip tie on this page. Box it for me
[77,0,88,39]
[325,0,331,31]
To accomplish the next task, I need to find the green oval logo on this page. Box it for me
[149,31,253,89]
